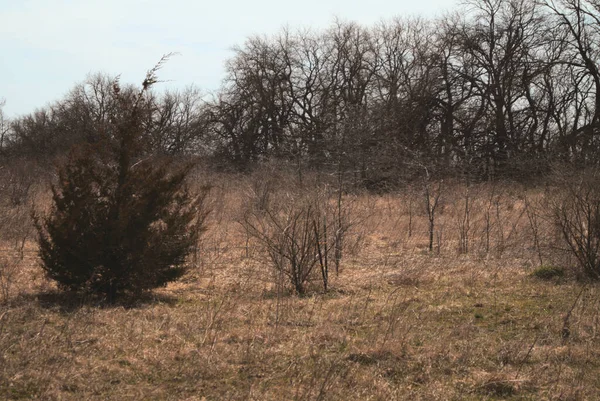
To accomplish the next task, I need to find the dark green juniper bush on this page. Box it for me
[35,57,208,301]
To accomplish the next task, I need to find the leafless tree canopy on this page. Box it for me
[5,0,600,182]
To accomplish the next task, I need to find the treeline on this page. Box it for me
[3,0,600,184]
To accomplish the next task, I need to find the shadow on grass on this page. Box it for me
[12,290,179,313]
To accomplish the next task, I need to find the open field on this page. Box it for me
[1,173,599,400]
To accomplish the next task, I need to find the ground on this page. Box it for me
[1,178,599,400]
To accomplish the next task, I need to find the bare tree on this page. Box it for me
[146,86,208,155]
[0,99,9,152]
[543,0,600,163]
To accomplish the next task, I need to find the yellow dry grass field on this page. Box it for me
[1,174,599,400]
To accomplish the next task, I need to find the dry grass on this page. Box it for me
[1,174,599,400]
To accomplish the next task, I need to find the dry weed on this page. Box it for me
[1,175,600,400]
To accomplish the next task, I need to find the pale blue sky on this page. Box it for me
[0,0,457,118]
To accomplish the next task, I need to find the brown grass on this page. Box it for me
[1,174,599,400]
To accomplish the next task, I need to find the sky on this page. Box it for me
[0,0,457,118]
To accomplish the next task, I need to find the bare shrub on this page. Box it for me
[243,186,348,295]
[524,194,544,266]
[0,160,39,253]
[0,162,34,207]
[550,168,600,279]
[0,255,21,304]
[457,181,472,254]
[246,166,280,213]
[423,175,443,253]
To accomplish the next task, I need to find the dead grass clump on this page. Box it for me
[474,372,529,397]
[347,349,399,366]
[532,265,565,280]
